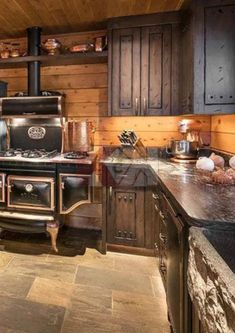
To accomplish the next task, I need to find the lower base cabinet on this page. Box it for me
[107,187,145,247]
[103,164,156,250]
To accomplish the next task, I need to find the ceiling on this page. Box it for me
[0,0,185,38]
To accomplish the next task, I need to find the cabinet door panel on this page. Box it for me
[107,188,145,247]
[112,28,141,116]
[141,25,172,115]
[205,5,235,105]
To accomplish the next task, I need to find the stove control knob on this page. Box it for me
[25,183,33,193]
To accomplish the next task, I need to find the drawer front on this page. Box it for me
[106,165,146,187]
[7,176,55,211]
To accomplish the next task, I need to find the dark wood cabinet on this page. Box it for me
[141,25,172,116]
[108,13,180,116]
[107,187,145,247]
[103,163,157,249]
[181,0,235,114]
[111,28,141,116]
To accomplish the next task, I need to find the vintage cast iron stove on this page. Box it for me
[0,27,95,252]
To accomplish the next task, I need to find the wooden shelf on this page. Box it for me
[0,51,108,68]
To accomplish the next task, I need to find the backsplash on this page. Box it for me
[211,115,235,154]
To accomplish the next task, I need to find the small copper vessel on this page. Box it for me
[42,39,61,55]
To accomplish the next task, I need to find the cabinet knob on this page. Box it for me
[129,232,133,238]
[129,196,133,201]
[124,231,127,238]
[118,230,122,237]
[124,196,127,201]
[118,195,122,200]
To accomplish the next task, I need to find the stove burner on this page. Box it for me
[0,149,58,159]
[64,151,89,160]
[0,149,19,157]
[21,149,47,159]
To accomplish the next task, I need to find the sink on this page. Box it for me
[202,229,235,274]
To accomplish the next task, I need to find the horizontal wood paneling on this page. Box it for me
[0,62,211,149]
[0,30,212,162]
[211,115,235,154]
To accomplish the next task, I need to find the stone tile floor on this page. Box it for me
[0,247,170,333]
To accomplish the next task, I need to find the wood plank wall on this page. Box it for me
[0,30,212,160]
[211,115,235,154]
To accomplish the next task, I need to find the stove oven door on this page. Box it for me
[59,174,91,214]
[7,176,55,211]
[0,173,6,203]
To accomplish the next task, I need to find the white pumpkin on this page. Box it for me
[209,153,225,169]
[196,157,215,171]
[229,156,235,170]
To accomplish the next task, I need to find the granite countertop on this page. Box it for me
[102,156,235,227]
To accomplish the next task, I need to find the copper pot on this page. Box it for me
[65,121,94,152]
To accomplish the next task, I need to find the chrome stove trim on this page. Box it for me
[0,211,54,221]
[0,173,5,203]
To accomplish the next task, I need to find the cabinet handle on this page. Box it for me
[159,233,167,244]
[160,264,167,274]
[61,181,65,190]
[109,186,112,214]
[152,193,160,200]
[143,97,147,115]
[159,211,165,220]
[135,97,138,115]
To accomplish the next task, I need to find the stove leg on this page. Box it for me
[46,223,59,253]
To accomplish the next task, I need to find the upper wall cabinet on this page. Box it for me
[181,0,235,115]
[108,13,181,116]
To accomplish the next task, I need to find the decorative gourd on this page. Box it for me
[196,157,214,171]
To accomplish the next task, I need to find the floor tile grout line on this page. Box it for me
[1,253,16,272]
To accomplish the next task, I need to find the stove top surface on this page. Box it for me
[0,149,96,164]
[0,149,58,159]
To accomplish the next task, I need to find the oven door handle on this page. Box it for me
[22,112,36,116]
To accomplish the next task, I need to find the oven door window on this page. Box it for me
[60,174,91,214]
[0,173,6,203]
[7,176,55,211]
